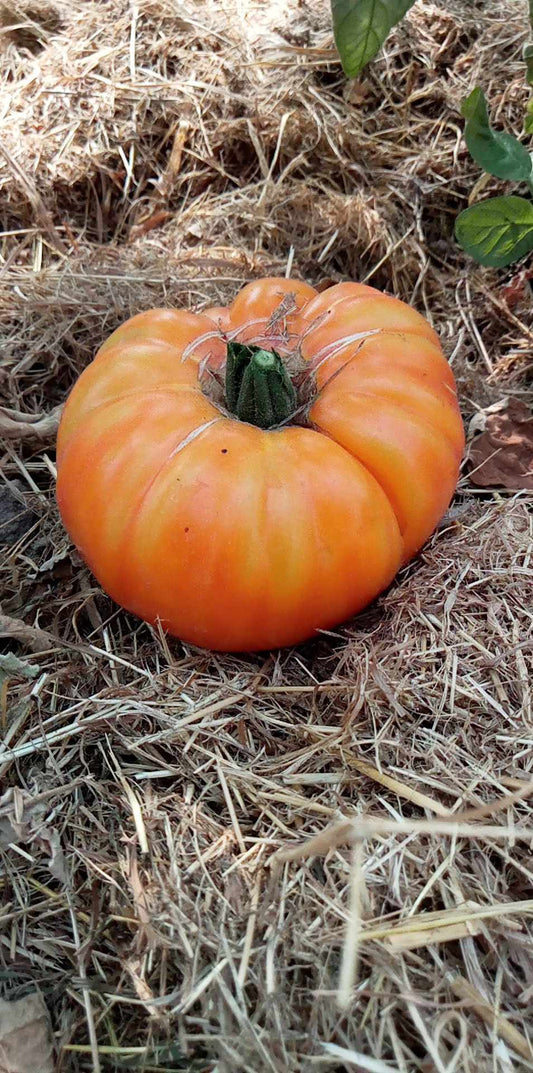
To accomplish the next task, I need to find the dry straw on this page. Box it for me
[1,0,532,1070]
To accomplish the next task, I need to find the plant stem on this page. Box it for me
[225,342,296,429]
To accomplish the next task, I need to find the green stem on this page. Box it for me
[225,342,296,429]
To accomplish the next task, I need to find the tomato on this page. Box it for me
[56,278,464,651]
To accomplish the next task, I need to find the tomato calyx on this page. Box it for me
[225,341,297,429]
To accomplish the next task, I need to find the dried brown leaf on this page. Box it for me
[0,788,67,883]
[0,612,56,653]
[468,398,533,491]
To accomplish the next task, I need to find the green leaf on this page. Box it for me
[331,0,416,78]
[455,196,533,268]
[461,88,532,182]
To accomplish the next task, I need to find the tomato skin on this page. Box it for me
[57,278,464,651]
[203,305,232,334]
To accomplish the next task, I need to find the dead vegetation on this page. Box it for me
[1,0,532,1070]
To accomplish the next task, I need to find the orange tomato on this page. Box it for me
[56,278,464,650]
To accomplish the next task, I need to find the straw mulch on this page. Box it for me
[1,0,532,1070]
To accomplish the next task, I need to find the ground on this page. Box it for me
[0,1,532,1071]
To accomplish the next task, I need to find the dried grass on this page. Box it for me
[1,0,533,1070]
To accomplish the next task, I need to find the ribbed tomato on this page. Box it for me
[56,278,464,650]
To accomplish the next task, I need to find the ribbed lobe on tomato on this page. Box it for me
[306,316,464,560]
[300,292,440,363]
[57,342,201,458]
[115,422,402,651]
[314,334,457,392]
[230,277,317,322]
[228,277,317,355]
[314,336,464,443]
[300,282,387,321]
[311,352,463,562]
[202,305,232,334]
[56,389,219,597]
[97,309,226,368]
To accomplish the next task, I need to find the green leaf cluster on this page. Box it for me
[327,0,533,270]
[455,89,533,268]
